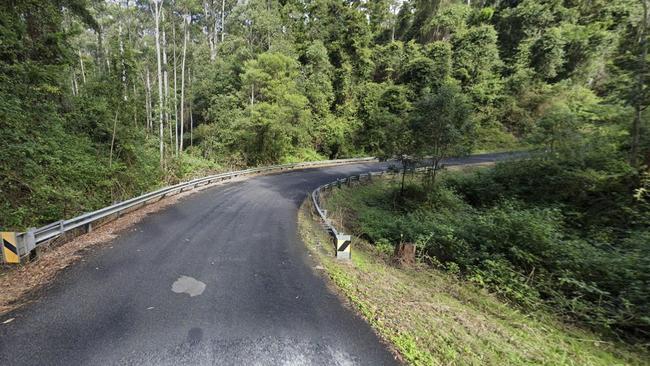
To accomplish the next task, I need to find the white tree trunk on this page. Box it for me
[221,0,226,42]
[71,73,78,96]
[79,50,86,84]
[203,0,217,61]
[152,1,165,167]
[99,24,111,74]
[172,9,179,155]
[145,67,153,130]
[162,9,173,149]
[180,13,189,153]
[631,0,648,167]
[189,68,194,147]
[119,24,128,101]
[133,83,138,127]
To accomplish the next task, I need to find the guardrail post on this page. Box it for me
[23,228,38,260]
[335,234,351,260]
[23,229,36,254]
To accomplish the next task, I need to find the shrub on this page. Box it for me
[328,156,649,341]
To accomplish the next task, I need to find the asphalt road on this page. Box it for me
[0,153,517,365]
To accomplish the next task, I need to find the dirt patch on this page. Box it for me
[0,177,244,315]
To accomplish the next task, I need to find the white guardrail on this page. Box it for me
[311,151,526,260]
[1,158,376,264]
[311,165,453,259]
[311,169,392,260]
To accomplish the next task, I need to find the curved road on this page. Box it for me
[0,153,514,365]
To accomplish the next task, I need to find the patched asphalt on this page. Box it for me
[0,153,516,365]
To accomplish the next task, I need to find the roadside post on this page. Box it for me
[335,234,351,260]
[1,232,20,264]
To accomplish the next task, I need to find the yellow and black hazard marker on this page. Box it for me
[2,232,20,264]
[335,234,351,260]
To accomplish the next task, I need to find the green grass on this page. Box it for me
[298,177,648,365]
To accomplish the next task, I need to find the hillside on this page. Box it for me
[299,164,649,364]
[1,0,648,231]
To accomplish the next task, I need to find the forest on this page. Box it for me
[0,0,648,344]
[1,0,647,229]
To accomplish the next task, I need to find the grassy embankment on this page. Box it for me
[298,166,648,366]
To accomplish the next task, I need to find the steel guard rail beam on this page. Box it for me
[11,157,377,258]
[310,166,443,259]
[311,170,389,259]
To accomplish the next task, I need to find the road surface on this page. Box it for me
[0,153,516,365]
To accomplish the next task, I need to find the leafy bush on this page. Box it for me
[327,156,650,341]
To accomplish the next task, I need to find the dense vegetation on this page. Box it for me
[0,0,648,357]
[300,205,648,365]
[1,0,648,230]
[326,155,649,342]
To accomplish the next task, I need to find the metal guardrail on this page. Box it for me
[310,165,456,259]
[311,170,389,259]
[5,157,376,263]
[310,151,526,260]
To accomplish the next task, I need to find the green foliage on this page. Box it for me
[423,41,453,86]
[452,24,502,103]
[328,152,650,340]
[530,27,566,80]
[411,84,474,183]
[357,82,412,158]
[400,56,437,94]
[0,0,648,353]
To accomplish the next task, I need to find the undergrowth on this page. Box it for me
[301,157,649,365]
[299,203,648,365]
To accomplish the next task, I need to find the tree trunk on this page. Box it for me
[133,83,138,127]
[79,50,86,84]
[143,80,150,131]
[119,24,127,101]
[203,0,217,61]
[221,0,226,42]
[98,24,111,74]
[145,67,153,130]
[251,84,255,107]
[162,9,173,150]
[631,0,648,168]
[152,1,165,167]
[180,13,189,153]
[96,26,106,74]
[71,73,78,96]
[189,67,193,147]
[393,242,416,266]
[109,111,119,168]
[400,161,407,196]
[431,159,440,186]
[172,8,179,156]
